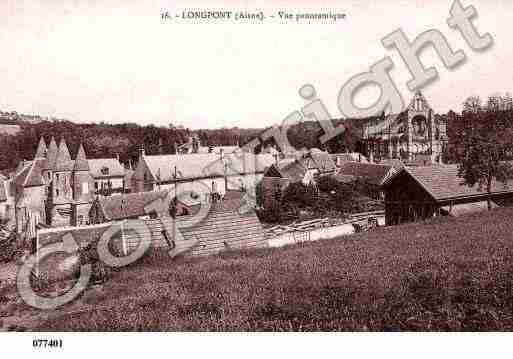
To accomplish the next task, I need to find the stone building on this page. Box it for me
[9,137,128,237]
[362,91,448,163]
[132,148,274,200]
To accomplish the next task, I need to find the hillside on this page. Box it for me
[1,207,512,331]
[0,114,263,172]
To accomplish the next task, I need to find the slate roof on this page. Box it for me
[14,163,33,187]
[73,144,89,171]
[88,158,125,178]
[143,153,274,182]
[46,137,59,169]
[177,195,267,257]
[96,190,170,221]
[54,139,74,172]
[338,161,395,186]
[399,164,513,202]
[23,158,47,187]
[34,137,47,158]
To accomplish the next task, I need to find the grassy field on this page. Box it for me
[25,207,513,331]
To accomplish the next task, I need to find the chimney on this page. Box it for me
[116,153,120,162]
[139,146,146,158]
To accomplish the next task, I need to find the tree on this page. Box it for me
[458,96,513,210]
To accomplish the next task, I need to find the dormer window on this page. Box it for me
[101,166,109,176]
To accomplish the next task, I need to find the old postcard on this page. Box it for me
[0,0,512,356]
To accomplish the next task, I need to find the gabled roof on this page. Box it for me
[378,159,405,170]
[302,149,337,173]
[55,139,74,171]
[338,161,395,186]
[46,137,59,169]
[23,158,47,187]
[73,144,89,171]
[88,158,125,178]
[14,163,32,187]
[394,165,513,202]
[142,153,274,183]
[97,190,170,221]
[34,137,47,159]
[264,158,307,183]
[177,195,266,257]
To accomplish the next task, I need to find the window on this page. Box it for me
[94,182,98,190]
[77,215,84,226]
[56,188,60,197]
[101,166,109,176]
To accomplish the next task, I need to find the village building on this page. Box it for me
[132,148,275,200]
[88,157,128,196]
[335,161,401,200]
[362,91,448,164]
[382,164,513,226]
[331,152,369,167]
[261,149,336,209]
[8,137,129,237]
[89,190,172,224]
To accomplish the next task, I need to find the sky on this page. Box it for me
[0,0,512,129]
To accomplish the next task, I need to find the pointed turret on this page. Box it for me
[73,143,90,172]
[55,139,73,171]
[34,137,47,159]
[46,137,59,169]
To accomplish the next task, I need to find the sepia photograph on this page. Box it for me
[0,0,512,356]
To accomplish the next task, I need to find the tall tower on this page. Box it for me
[72,143,92,226]
[34,137,47,159]
[407,91,432,161]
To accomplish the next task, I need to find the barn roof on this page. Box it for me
[177,195,267,257]
[95,190,170,221]
[397,164,513,202]
[143,153,274,182]
[338,161,395,186]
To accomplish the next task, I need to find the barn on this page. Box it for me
[36,189,267,283]
[383,164,513,226]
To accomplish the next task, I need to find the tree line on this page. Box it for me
[0,118,261,173]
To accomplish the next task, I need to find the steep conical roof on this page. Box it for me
[55,139,74,171]
[34,137,47,159]
[46,137,59,169]
[73,143,90,171]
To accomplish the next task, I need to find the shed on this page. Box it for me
[383,164,513,225]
